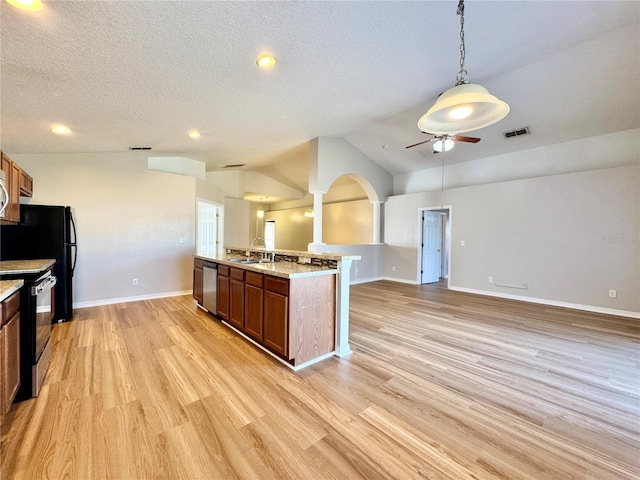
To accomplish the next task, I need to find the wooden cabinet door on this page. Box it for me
[19,170,33,197]
[0,325,4,424]
[244,284,263,342]
[263,290,288,358]
[217,275,230,320]
[0,152,19,224]
[8,162,20,222]
[229,279,244,330]
[1,313,20,417]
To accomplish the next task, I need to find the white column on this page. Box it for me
[308,190,325,250]
[335,257,355,357]
[370,200,382,245]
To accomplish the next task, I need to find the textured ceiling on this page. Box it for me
[1,1,639,193]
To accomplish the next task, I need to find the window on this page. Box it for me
[265,220,275,250]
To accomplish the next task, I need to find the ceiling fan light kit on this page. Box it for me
[418,0,509,135]
[433,137,455,153]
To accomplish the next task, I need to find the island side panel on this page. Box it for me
[288,274,336,365]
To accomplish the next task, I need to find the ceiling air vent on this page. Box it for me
[224,164,245,168]
[129,146,152,150]
[503,127,530,139]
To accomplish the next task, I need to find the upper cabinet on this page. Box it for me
[19,169,33,198]
[1,151,33,224]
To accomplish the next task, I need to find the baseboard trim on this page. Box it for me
[73,290,192,309]
[448,286,640,319]
[379,276,420,285]
[350,276,385,285]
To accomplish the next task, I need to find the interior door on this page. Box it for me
[197,200,219,256]
[421,211,443,284]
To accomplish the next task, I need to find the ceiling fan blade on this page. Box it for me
[452,135,481,143]
[433,149,440,155]
[405,139,432,149]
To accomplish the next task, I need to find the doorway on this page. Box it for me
[420,207,450,284]
[197,199,223,257]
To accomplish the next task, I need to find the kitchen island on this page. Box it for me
[195,247,360,370]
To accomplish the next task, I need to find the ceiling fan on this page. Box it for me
[405,132,480,153]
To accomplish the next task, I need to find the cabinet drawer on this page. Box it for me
[245,271,263,288]
[2,291,20,325]
[230,267,245,282]
[218,265,230,277]
[264,276,289,296]
[194,258,204,269]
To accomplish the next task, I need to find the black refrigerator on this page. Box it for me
[0,204,77,322]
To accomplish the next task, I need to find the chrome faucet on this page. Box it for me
[260,251,275,262]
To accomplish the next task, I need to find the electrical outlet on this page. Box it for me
[488,276,494,283]
[460,240,465,246]
[179,236,185,244]
[392,266,396,272]
[609,289,617,298]
[132,278,138,286]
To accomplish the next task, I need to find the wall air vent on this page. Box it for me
[224,164,246,168]
[129,146,152,150]
[503,127,530,139]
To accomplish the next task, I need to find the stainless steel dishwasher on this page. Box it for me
[202,261,217,313]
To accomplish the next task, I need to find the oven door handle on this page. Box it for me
[32,276,57,295]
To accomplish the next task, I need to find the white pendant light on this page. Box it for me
[4,0,43,10]
[418,0,509,135]
[256,198,265,218]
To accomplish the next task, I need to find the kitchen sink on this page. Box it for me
[228,258,262,264]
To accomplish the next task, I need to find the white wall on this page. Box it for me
[264,207,313,251]
[394,129,639,194]
[224,197,251,247]
[11,152,196,306]
[265,199,373,250]
[385,164,640,316]
[309,136,393,200]
[323,199,372,245]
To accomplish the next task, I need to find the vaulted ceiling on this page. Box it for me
[2,1,639,194]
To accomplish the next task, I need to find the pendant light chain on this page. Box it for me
[416,0,509,134]
[455,0,468,86]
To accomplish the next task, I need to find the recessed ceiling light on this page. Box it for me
[382,145,389,149]
[50,125,71,135]
[4,0,43,10]
[188,130,201,139]
[256,55,276,68]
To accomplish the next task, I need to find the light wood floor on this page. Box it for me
[1,280,638,479]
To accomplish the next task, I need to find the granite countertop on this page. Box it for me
[0,279,24,303]
[0,259,56,275]
[195,254,338,279]
[225,246,361,262]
